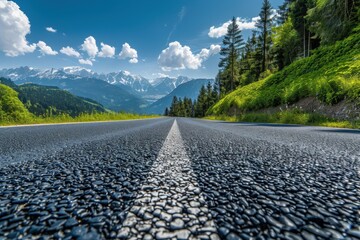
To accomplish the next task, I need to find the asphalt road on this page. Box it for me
[0,118,359,239]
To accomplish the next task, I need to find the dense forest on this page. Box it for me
[165,82,218,118]
[167,0,360,118]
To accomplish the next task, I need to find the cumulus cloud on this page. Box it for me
[79,59,93,66]
[98,42,115,58]
[0,0,36,56]
[46,27,57,33]
[119,43,138,63]
[60,46,81,58]
[37,41,58,55]
[81,36,98,58]
[208,17,260,38]
[158,41,221,71]
[129,58,138,64]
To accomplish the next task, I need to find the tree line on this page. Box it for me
[164,82,219,117]
[165,0,359,117]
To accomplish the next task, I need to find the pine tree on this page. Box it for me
[206,82,213,109]
[169,96,178,116]
[219,17,244,93]
[277,0,292,25]
[289,0,318,57]
[256,0,274,73]
[195,85,207,117]
[164,107,169,116]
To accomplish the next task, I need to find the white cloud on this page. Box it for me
[129,58,138,64]
[46,27,57,33]
[81,36,98,58]
[37,41,58,55]
[0,0,36,56]
[208,17,260,38]
[119,43,138,63]
[98,42,115,58]
[158,41,221,71]
[79,59,93,66]
[60,46,81,58]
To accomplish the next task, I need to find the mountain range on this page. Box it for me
[0,66,213,114]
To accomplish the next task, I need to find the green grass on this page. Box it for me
[208,26,360,116]
[0,112,159,126]
[206,110,360,129]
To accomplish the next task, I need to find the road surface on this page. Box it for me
[0,118,359,239]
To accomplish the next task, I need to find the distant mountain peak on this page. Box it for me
[0,66,212,103]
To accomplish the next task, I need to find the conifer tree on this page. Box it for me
[164,107,169,116]
[256,0,274,73]
[219,17,244,93]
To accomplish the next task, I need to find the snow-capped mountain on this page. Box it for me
[62,66,94,78]
[0,66,193,98]
[97,71,154,93]
[0,66,88,81]
[151,76,191,95]
[0,66,152,91]
[0,66,40,81]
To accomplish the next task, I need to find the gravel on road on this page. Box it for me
[0,118,359,239]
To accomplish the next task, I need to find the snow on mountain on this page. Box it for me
[98,71,153,93]
[0,66,195,99]
[151,76,191,95]
[62,66,94,78]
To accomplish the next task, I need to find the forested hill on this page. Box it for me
[0,78,106,118]
[170,0,359,127]
[208,26,360,118]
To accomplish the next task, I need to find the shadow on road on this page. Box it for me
[220,122,304,128]
[315,129,360,135]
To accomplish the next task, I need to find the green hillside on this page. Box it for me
[17,84,106,117]
[0,78,106,117]
[208,27,360,120]
[0,84,33,123]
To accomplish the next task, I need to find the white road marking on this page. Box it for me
[119,119,219,239]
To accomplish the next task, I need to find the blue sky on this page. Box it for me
[0,0,283,79]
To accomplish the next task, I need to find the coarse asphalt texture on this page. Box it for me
[0,118,359,240]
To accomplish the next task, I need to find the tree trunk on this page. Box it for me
[303,23,306,58]
[308,31,311,57]
[231,53,234,91]
[263,11,268,72]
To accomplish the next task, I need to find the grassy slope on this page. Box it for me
[208,27,360,119]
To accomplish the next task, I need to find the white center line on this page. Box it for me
[119,119,219,240]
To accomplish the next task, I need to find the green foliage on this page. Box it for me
[307,0,359,44]
[272,18,301,69]
[0,84,33,124]
[208,29,360,115]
